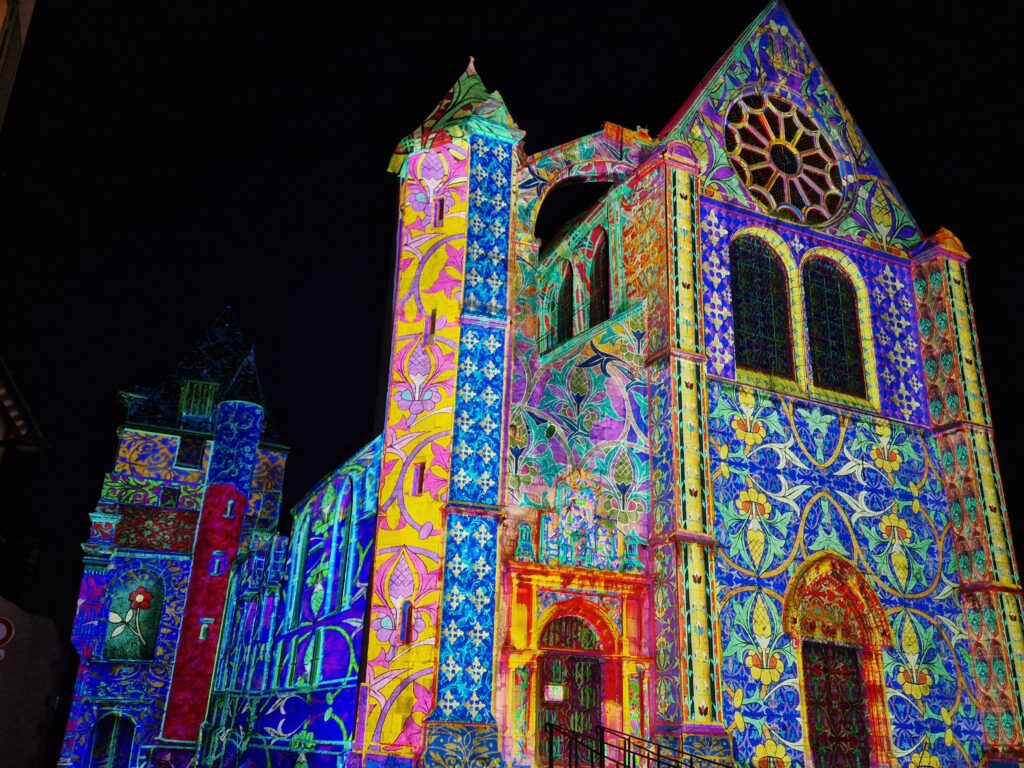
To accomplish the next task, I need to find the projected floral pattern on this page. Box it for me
[711,379,985,767]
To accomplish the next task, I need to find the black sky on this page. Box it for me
[0,0,1021,643]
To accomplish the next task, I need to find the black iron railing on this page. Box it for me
[544,723,734,768]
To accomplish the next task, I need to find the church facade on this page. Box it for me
[62,3,1024,768]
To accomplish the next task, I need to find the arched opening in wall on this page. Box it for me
[729,234,795,380]
[803,257,866,397]
[87,713,135,768]
[332,478,356,612]
[553,262,574,349]
[783,553,894,768]
[536,614,605,764]
[589,227,611,328]
[534,182,613,248]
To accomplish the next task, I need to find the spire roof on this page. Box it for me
[120,308,281,442]
[390,59,520,171]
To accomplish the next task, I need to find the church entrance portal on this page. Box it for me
[536,615,604,763]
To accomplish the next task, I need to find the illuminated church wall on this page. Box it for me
[61,3,1024,768]
[200,437,381,768]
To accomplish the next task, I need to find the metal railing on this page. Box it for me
[544,723,734,768]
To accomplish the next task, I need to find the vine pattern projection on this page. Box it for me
[709,379,985,767]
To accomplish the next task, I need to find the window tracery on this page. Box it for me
[725,93,844,225]
[589,228,610,328]
[730,235,795,380]
[803,257,866,397]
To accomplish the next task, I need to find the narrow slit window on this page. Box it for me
[412,462,425,496]
[223,499,235,519]
[433,197,446,227]
[554,266,574,348]
[803,258,866,397]
[399,600,415,645]
[730,235,795,379]
[209,550,226,576]
[589,229,611,328]
[199,618,214,641]
[423,310,437,345]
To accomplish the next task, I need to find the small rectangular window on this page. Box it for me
[209,551,226,576]
[176,436,205,469]
[199,618,214,641]
[412,462,425,496]
[223,499,235,519]
[423,309,437,345]
[433,197,445,227]
[160,486,181,508]
[179,380,219,426]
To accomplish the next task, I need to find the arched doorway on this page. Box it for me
[87,713,135,768]
[783,553,894,768]
[537,615,604,761]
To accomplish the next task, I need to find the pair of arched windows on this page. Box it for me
[550,228,611,350]
[730,234,866,399]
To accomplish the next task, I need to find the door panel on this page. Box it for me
[803,641,871,768]
[537,652,603,763]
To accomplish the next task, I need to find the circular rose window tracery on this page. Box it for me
[724,93,844,225]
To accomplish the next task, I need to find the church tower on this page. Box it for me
[59,310,287,768]
[351,61,523,766]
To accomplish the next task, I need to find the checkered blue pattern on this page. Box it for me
[449,135,512,507]
[430,514,499,723]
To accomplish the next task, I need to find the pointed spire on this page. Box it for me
[120,309,282,442]
[222,347,267,406]
[389,58,521,171]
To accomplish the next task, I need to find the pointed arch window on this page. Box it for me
[730,235,794,379]
[589,228,610,328]
[803,257,865,397]
[553,264,574,348]
[88,714,135,768]
[288,518,310,626]
[332,480,360,611]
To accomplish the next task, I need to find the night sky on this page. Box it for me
[0,0,1019,657]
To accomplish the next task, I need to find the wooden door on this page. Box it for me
[803,641,871,768]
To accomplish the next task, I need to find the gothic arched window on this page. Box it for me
[88,714,135,768]
[333,479,359,611]
[730,235,794,379]
[803,257,866,397]
[554,264,574,348]
[589,229,610,328]
[288,518,310,626]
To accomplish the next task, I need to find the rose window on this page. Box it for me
[724,93,844,225]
